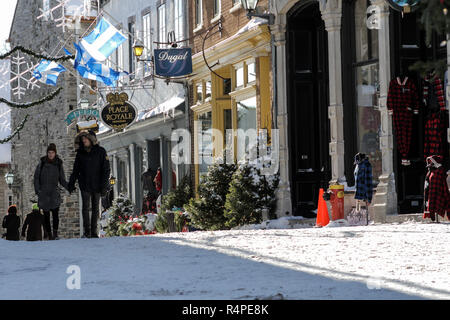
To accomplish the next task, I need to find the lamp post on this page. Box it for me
[240,0,275,25]
[4,172,14,189]
[109,176,117,186]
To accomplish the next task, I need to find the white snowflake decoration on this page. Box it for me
[37,0,71,32]
[1,53,40,100]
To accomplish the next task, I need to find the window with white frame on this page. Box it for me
[174,0,184,44]
[158,4,167,48]
[195,0,202,27]
[236,64,244,88]
[142,12,151,58]
[213,0,221,17]
[247,61,256,83]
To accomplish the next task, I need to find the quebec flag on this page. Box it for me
[72,43,127,87]
[81,18,127,62]
[33,60,66,86]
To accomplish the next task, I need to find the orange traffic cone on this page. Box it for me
[316,188,330,227]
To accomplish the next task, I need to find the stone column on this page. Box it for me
[371,0,397,221]
[271,22,293,217]
[129,143,137,212]
[320,0,346,185]
[112,154,119,199]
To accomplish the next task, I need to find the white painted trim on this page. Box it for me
[229,2,242,14]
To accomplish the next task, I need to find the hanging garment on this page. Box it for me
[424,111,448,160]
[423,75,446,111]
[354,154,373,203]
[387,76,420,161]
[423,155,450,220]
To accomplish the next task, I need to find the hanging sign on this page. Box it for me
[386,0,419,12]
[101,92,137,132]
[65,108,100,126]
[154,48,192,77]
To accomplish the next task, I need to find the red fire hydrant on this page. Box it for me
[327,185,345,221]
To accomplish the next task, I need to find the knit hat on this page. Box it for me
[32,203,39,212]
[47,143,57,154]
[8,205,17,215]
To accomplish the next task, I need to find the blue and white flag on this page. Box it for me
[73,43,127,87]
[33,60,66,86]
[80,18,127,62]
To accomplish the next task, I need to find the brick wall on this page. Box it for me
[189,0,269,55]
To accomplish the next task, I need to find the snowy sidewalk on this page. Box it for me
[0,221,449,300]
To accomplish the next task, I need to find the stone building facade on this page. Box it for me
[0,164,13,227]
[9,0,96,238]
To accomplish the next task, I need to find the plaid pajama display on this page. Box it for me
[423,156,450,220]
[424,112,448,160]
[354,158,373,203]
[387,77,420,160]
[423,76,446,111]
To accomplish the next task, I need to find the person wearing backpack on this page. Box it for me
[34,143,69,240]
[2,205,20,241]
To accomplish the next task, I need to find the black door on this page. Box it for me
[287,2,331,217]
[390,10,448,213]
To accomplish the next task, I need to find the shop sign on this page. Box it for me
[154,48,192,77]
[101,92,137,132]
[65,108,100,126]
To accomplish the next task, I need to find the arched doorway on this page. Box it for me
[286,1,331,217]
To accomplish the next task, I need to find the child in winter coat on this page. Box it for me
[21,203,46,241]
[2,205,21,241]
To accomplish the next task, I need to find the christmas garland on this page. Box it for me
[0,87,62,109]
[0,114,29,144]
[0,46,74,62]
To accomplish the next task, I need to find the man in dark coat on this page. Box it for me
[68,130,111,238]
[2,205,20,241]
[21,203,46,241]
[34,143,69,240]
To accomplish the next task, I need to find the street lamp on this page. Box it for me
[109,176,117,186]
[5,172,14,189]
[79,98,89,109]
[240,0,275,25]
[133,39,145,59]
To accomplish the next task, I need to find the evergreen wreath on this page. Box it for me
[0,46,74,62]
[0,87,62,109]
[0,114,29,144]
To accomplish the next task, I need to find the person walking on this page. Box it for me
[68,130,111,238]
[2,205,20,241]
[34,143,69,240]
[21,203,46,241]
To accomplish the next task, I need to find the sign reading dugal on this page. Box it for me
[154,48,193,77]
[101,92,137,132]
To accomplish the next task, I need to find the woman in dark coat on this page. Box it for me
[2,205,20,241]
[34,143,69,240]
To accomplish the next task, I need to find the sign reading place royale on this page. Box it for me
[101,92,137,132]
[154,48,193,77]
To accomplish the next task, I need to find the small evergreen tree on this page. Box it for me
[105,195,135,237]
[155,175,193,233]
[185,162,237,230]
[224,162,279,229]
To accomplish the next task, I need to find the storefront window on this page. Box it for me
[354,0,381,184]
[247,62,256,83]
[205,80,212,100]
[198,111,212,181]
[236,65,244,88]
[236,97,257,161]
[196,83,203,104]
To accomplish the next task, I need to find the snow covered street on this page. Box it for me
[1,221,449,300]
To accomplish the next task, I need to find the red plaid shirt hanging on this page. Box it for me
[423,155,450,220]
[423,75,446,111]
[424,111,448,160]
[387,76,420,161]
